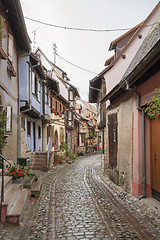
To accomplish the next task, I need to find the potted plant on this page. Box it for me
[89,132,94,138]
[144,89,160,123]
[6,166,28,183]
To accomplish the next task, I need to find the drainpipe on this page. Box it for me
[125,80,146,198]
[17,57,21,159]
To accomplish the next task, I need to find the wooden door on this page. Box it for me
[151,120,160,193]
[52,126,54,146]
[108,113,118,169]
[54,130,58,150]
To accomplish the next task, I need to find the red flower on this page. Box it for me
[152,110,155,113]
[17,174,21,178]
[24,171,28,175]
[150,102,153,105]
[11,172,15,175]
[7,168,10,171]
[154,106,157,109]
[18,168,22,172]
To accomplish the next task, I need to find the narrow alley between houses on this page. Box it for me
[1,155,160,240]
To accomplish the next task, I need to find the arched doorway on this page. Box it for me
[54,130,58,150]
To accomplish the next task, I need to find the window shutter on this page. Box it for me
[32,72,35,94]
[6,106,12,131]
[108,113,118,169]
[38,81,40,101]
[8,34,14,61]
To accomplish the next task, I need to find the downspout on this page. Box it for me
[17,57,21,158]
[125,80,146,198]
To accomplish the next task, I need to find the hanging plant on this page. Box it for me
[0,16,7,40]
[144,89,160,123]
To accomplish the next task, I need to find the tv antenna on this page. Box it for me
[52,43,57,65]
[32,27,40,52]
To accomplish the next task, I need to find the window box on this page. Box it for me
[0,47,7,60]
[7,64,16,77]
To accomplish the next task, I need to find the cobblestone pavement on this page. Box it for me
[0,154,160,239]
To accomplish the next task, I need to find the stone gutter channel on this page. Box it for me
[0,155,160,239]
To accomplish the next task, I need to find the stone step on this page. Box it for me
[23,176,35,189]
[30,161,47,166]
[30,165,48,171]
[7,189,29,224]
[31,179,42,198]
[30,160,47,165]
[3,183,22,212]
[0,176,12,193]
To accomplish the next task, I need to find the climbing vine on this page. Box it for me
[0,16,7,40]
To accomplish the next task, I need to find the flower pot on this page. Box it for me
[12,178,23,188]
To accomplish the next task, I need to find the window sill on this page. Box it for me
[7,64,16,77]
[0,48,7,60]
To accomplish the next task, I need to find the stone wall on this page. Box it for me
[105,92,133,193]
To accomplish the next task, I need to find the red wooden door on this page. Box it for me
[151,120,160,193]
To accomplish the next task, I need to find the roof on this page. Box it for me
[66,81,80,97]
[46,74,59,94]
[109,22,143,51]
[104,55,114,66]
[121,15,160,85]
[30,53,46,79]
[91,2,160,85]
[102,11,160,103]
[89,78,102,103]
[100,2,160,102]
[1,0,31,52]
[75,112,89,121]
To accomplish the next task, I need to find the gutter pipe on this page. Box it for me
[125,80,146,198]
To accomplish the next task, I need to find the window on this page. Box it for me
[68,111,72,120]
[56,100,58,111]
[69,91,73,101]
[31,71,35,94]
[8,33,14,62]
[45,86,50,104]
[6,106,12,131]
[50,97,54,109]
[38,126,41,138]
[27,121,31,136]
[81,133,85,145]
[37,81,41,102]
[35,75,38,96]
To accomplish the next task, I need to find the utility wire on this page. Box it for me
[56,53,98,75]
[24,16,160,32]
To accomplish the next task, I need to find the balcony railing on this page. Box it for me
[0,154,11,222]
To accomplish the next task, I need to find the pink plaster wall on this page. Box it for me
[104,3,160,96]
[132,71,160,197]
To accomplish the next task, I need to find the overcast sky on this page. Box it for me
[20,0,160,100]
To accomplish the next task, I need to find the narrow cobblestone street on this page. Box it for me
[0,154,160,239]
